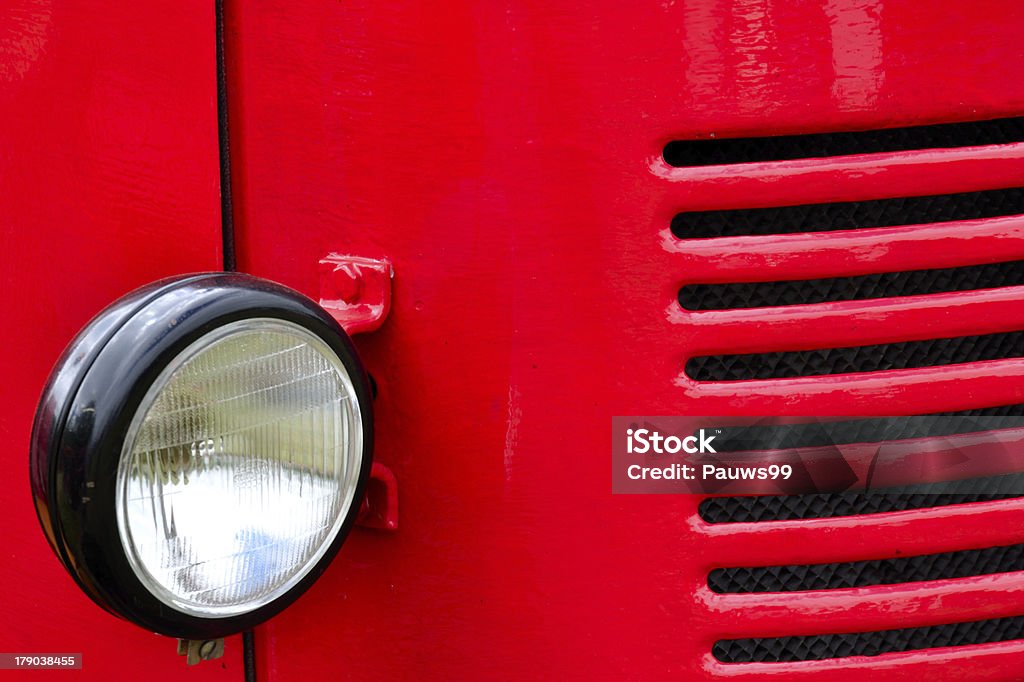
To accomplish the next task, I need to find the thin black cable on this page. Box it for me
[242,630,257,682]
[215,0,236,272]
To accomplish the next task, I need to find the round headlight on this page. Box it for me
[30,274,373,638]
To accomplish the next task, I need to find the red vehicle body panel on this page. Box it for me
[0,2,242,678]
[4,0,1024,680]
[219,1,1024,680]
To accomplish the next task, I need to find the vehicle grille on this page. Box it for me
[664,115,1024,669]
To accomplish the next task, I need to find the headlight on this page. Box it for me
[30,273,373,639]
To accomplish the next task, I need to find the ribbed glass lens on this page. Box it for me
[115,318,363,617]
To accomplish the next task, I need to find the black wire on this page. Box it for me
[215,0,236,272]
[242,630,257,682]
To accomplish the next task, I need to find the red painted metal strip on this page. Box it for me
[673,287,1024,356]
[697,498,1024,568]
[678,360,1024,415]
[702,572,1024,638]
[667,215,1024,284]
[652,145,1024,212]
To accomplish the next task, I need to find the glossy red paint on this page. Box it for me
[0,2,242,678]
[221,0,1024,679]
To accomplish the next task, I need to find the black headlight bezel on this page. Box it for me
[30,273,374,639]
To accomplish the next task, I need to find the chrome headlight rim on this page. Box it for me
[29,273,374,639]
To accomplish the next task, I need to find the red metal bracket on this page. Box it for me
[319,255,397,531]
[318,254,393,334]
[357,462,399,531]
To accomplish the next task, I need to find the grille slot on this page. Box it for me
[710,543,1024,594]
[686,329,1024,382]
[663,116,1024,168]
[713,615,1024,663]
[680,260,1024,311]
[699,473,1024,524]
[710,410,1024,453]
[670,186,1024,240]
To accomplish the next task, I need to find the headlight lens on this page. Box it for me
[117,318,363,616]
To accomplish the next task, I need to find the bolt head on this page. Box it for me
[330,265,362,302]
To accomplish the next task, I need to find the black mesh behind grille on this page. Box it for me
[685,329,1024,381]
[711,410,1024,453]
[670,186,1024,240]
[714,615,1024,663]
[663,116,1024,168]
[710,543,1024,594]
[699,472,1024,524]
[680,260,1024,311]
